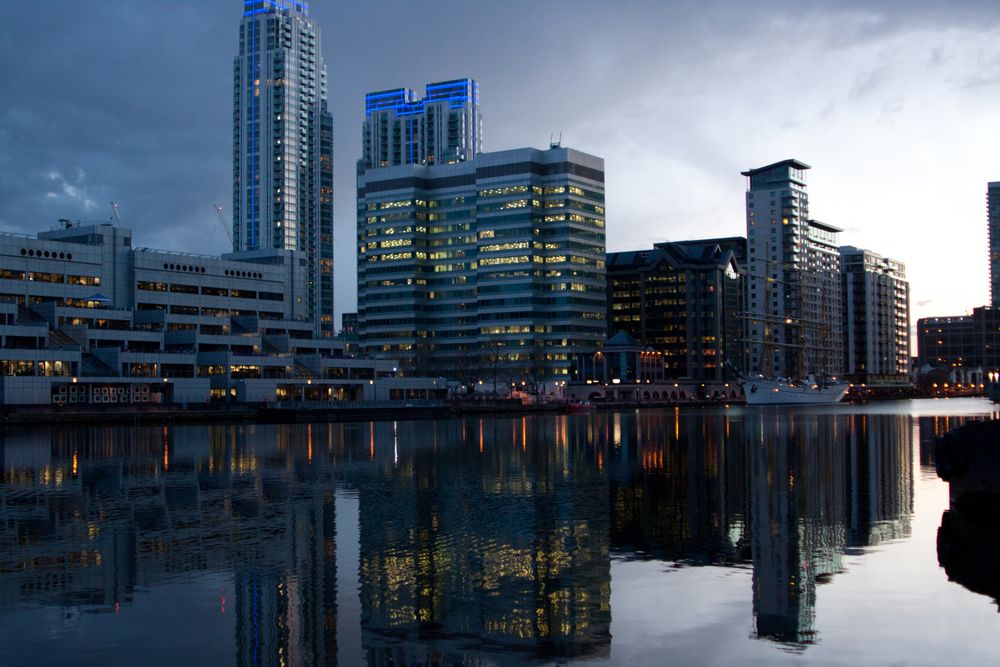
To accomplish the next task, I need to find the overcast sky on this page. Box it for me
[2,1,1000,333]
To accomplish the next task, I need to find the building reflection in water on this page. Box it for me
[0,408,921,661]
[0,423,360,666]
[356,417,611,665]
[604,409,913,650]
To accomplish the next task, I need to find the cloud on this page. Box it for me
[851,65,894,100]
[2,0,1000,324]
[45,169,96,211]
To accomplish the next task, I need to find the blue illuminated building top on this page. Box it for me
[244,0,308,16]
[365,79,479,117]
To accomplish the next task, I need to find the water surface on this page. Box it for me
[0,399,998,665]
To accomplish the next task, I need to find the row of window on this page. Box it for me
[137,282,282,300]
[0,270,100,285]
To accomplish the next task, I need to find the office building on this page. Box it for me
[989,182,1000,307]
[917,315,975,370]
[0,222,443,406]
[357,145,606,383]
[606,237,745,381]
[743,160,843,378]
[361,79,482,169]
[233,0,334,337]
[840,247,910,384]
[916,306,1000,384]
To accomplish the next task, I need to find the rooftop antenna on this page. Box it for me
[549,132,562,149]
[109,201,121,226]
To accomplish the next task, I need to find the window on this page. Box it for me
[29,272,63,283]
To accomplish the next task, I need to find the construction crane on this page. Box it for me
[110,201,121,226]
[213,204,234,245]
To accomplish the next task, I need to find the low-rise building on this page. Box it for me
[916,306,1000,387]
[0,222,443,407]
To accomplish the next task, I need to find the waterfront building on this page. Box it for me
[840,246,910,385]
[917,314,975,373]
[574,330,666,386]
[357,145,607,383]
[0,222,444,406]
[233,0,334,337]
[743,160,844,378]
[989,182,1000,307]
[605,237,745,382]
[361,79,481,169]
[916,306,1000,386]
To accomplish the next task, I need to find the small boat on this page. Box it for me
[566,400,593,413]
[740,374,848,406]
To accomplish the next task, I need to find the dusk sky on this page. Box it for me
[2,1,1000,333]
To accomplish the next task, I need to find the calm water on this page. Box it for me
[1,399,999,666]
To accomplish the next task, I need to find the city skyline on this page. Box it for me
[2,1,1000,331]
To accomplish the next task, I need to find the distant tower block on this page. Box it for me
[362,79,482,168]
[988,181,1000,307]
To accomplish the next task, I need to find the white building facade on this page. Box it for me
[0,223,443,407]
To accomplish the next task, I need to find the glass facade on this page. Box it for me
[361,79,482,169]
[357,148,606,383]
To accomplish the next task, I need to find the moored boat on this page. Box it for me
[741,374,848,406]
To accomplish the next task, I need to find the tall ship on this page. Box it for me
[740,374,849,405]
[739,239,848,405]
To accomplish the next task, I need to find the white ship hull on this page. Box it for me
[741,377,849,405]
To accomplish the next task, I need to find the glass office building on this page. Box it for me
[357,146,606,384]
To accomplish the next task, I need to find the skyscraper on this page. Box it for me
[233,0,334,336]
[361,79,481,169]
[840,246,910,384]
[988,181,1000,307]
[743,160,844,378]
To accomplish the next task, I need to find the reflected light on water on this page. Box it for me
[0,400,997,664]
